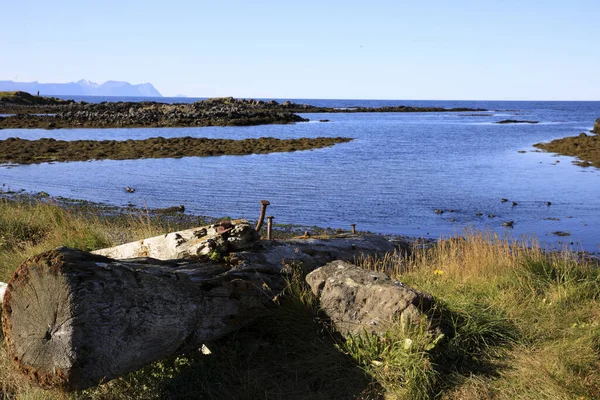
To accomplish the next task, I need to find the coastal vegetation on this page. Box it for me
[0,198,598,399]
[534,131,600,168]
[0,136,352,164]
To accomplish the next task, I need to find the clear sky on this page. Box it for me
[3,0,599,100]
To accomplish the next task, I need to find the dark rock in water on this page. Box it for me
[488,214,496,218]
[434,209,444,214]
[501,198,508,203]
[475,212,483,216]
[552,231,571,237]
[546,201,552,206]
[319,119,330,122]
[154,205,185,215]
[496,119,539,124]
[512,201,518,206]
[502,221,514,228]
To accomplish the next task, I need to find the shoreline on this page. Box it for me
[534,129,600,168]
[0,189,426,249]
[2,189,596,257]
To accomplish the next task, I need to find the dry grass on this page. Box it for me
[355,230,600,399]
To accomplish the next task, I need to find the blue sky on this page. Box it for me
[3,0,599,99]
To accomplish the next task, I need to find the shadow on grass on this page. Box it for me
[87,291,383,400]
[166,311,381,399]
[428,298,519,397]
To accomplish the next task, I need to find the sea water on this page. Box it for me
[0,97,598,250]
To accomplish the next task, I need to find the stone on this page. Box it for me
[593,118,600,134]
[305,260,434,337]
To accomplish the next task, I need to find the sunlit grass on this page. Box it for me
[355,230,600,399]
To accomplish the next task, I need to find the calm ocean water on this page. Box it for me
[1,96,599,251]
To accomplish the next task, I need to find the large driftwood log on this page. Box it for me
[2,222,395,390]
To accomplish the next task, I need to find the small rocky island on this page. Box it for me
[534,118,600,168]
[495,119,539,124]
[0,136,352,164]
[0,91,487,129]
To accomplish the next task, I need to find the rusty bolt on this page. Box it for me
[255,200,270,232]
[266,216,274,240]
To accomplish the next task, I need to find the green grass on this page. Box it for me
[355,231,600,399]
[1,201,599,399]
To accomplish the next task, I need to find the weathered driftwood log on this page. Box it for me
[92,220,259,259]
[0,281,6,303]
[2,221,395,391]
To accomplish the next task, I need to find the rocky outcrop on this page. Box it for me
[306,261,434,337]
[0,91,72,106]
[495,119,539,124]
[534,133,600,168]
[0,96,488,129]
[0,97,308,129]
[593,118,600,134]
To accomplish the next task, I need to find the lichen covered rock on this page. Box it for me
[306,260,434,336]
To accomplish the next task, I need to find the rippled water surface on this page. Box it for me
[1,98,599,250]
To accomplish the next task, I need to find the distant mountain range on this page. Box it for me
[0,79,162,97]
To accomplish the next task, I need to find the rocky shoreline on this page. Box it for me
[534,118,600,168]
[0,136,352,164]
[534,131,600,168]
[0,92,487,130]
[0,190,420,248]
